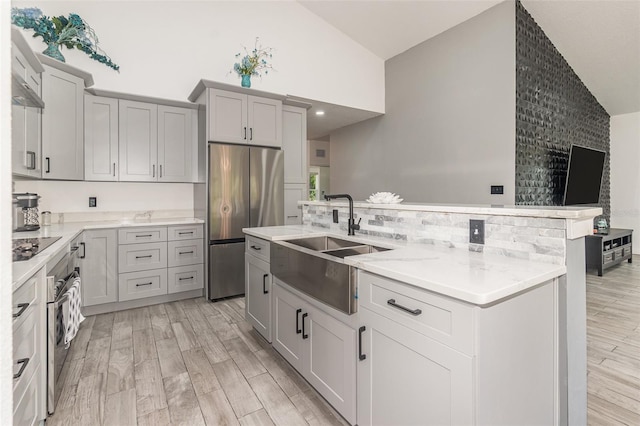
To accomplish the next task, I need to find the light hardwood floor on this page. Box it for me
[48,256,640,425]
[47,297,348,426]
[587,255,640,425]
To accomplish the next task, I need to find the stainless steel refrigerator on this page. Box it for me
[208,142,283,300]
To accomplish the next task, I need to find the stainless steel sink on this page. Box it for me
[285,236,362,251]
[270,236,393,314]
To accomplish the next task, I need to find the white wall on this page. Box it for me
[610,111,640,233]
[330,1,516,204]
[1,0,14,420]
[12,0,385,113]
[13,180,194,215]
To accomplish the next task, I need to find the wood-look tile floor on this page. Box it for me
[587,255,640,425]
[48,297,348,426]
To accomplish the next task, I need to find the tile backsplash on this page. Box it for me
[303,204,567,265]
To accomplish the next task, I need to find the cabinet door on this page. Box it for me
[305,305,356,425]
[245,254,272,342]
[158,105,194,182]
[84,95,119,181]
[357,308,473,426]
[11,45,42,179]
[119,100,158,182]
[41,64,84,180]
[81,230,118,306]
[248,95,282,147]
[282,105,307,183]
[284,183,306,225]
[208,89,247,143]
[272,282,305,371]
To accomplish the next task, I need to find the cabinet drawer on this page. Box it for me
[246,236,270,263]
[118,269,167,301]
[603,252,614,264]
[118,242,167,273]
[13,302,38,404]
[168,224,203,241]
[168,264,204,294]
[614,247,624,259]
[13,363,40,426]
[358,271,474,355]
[168,239,204,267]
[118,227,167,244]
[622,244,632,257]
[13,274,38,328]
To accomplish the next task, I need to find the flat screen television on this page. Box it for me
[563,145,606,205]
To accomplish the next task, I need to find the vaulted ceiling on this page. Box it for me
[299,0,640,116]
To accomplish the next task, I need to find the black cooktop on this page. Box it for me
[12,237,61,262]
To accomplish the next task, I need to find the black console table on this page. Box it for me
[585,228,633,276]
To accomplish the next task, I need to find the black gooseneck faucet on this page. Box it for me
[324,194,361,236]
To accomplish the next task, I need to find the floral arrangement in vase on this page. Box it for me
[11,7,119,71]
[232,37,274,88]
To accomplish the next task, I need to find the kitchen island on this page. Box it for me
[244,201,601,425]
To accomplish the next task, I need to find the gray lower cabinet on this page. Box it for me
[272,281,356,425]
[119,269,168,302]
[357,270,557,426]
[81,229,118,307]
[168,264,204,294]
[245,252,272,342]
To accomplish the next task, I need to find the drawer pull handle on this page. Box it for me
[302,313,309,339]
[13,303,30,318]
[358,326,366,361]
[262,274,269,294]
[136,282,153,287]
[179,251,194,255]
[178,231,194,235]
[14,358,29,379]
[135,234,153,238]
[296,308,302,334]
[135,255,153,259]
[250,245,261,251]
[178,276,194,281]
[286,215,298,218]
[387,299,422,316]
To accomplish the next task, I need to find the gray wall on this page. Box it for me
[330,1,516,204]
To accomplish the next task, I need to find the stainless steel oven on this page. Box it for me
[45,245,82,415]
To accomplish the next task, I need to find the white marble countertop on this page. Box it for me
[300,200,602,219]
[244,225,566,306]
[12,218,204,292]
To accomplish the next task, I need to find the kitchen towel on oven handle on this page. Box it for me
[64,277,86,348]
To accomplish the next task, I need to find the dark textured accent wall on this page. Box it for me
[515,1,610,219]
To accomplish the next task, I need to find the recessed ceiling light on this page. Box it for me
[315,110,325,116]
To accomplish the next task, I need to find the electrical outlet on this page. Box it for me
[491,185,504,195]
[469,219,485,244]
[333,209,339,223]
[89,197,97,207]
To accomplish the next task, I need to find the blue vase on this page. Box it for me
[42,43,65,62]
[241,74,251,88]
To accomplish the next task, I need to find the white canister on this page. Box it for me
[42,211,51,226]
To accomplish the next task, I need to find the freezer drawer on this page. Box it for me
[209,242,245,300]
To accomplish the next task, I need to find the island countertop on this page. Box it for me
[244,225,566,306]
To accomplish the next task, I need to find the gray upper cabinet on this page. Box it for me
[85,91,198,183]
[41,64,85,180]
[119,99,158,182]
[85,94,119,181]
[282,105,307,184]
[158,105,194,182]
[207,88,282,147]
[11,41,43,179]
